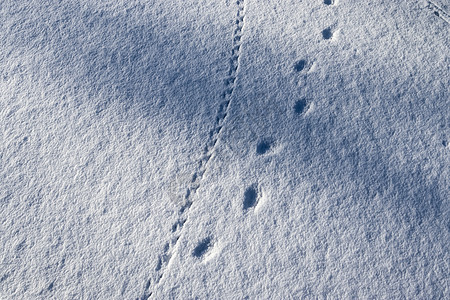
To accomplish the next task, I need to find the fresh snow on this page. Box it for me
[1,0,449,299]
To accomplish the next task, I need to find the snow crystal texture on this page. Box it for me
[1,0,448,299]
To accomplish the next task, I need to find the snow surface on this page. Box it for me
[1,0,449,299]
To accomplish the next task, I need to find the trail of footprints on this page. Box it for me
[293,1,337,114]
[191,184,260,263]
[427,0,450,23]
[140,1,246,299]
[192,1,341,263]
[142,1,343,297]
[142,1,449,294]
[145,3,339,295]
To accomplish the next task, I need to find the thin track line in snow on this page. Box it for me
[139,1,246,299]
[427,1,450,24]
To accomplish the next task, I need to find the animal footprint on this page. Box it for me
[243,185,259,210]
[322,27,333,40]
[294,59,307,72]
[256,139,274,155]
[293,59,314,74]
[294,99,310,114]
[324,0,337,5]
[193,237,213,258]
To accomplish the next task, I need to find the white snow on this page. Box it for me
[1,0,448,299]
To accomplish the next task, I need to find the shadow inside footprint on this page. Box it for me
[243,186,258,210]
[294,99,308,114]
[193,237,212,258]
[256,140,273,155]
[294,60,307,72]
[322,28,333,40]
